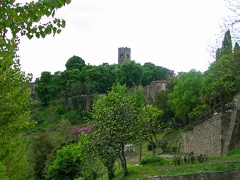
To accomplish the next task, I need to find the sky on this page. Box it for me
[18,0,229,80]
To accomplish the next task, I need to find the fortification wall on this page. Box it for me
[145,169,240,180]
[181,112,231,156]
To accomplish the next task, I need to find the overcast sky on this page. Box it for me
[18,0,229,80]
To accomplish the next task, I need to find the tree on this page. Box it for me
[154,91,175,128]
[202,30,236,111]
[142,105,163,157]
[35,71,52,106]
[83,63,117,94]
[28,131,54,180]
[90,84,145,178]
[46,134,95,180]
[65,55,86,71]
[233,42,240,91]
[203,54,235,111]
[220,29,232,57]
[116,61,143,88]
[168,70,204,125]
[0,0,71,178]
[141,62,169,87]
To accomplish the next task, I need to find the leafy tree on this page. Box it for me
[203,54,235,111]
[154,91,175,128]
[46,134,95,180]
[116,61,143,88]
[168,70,204,125]
[233,42,240,91]
[202,30,236,111]
[65,55,86,71]
[0,0,71,177]
[35,71,52,106]
[90,84,145,177]
[220,29,232,57]
[142,105,163,157]
[0,46,32,178]
[27,132,54,180]
[142,62,169,86]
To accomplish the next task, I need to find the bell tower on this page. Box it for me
[118,47,131,64]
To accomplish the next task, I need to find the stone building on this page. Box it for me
[118,47,131,64]
[144,80,167,103]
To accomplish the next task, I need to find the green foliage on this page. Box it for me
[220,29,232,56]
[227,148,240,156]
[154,91,174,128]
[168,70,204,125]
[142,105,163,156]
[45,135,95,180]
[82,63,117,94]
[27,131,54,179]
[140,157,167,166]
[1,0,71,178]
[0,162,8,180]
[91,84,146,177]
[147,144,156,151]
[35,71,52,106]
[142,62,169,86]
[65,55,86,71]
[201,30,236,111]
[2,136,29,180]
[183,124,194,132]
[116,61,143,88]
[157,139,168,154]
[173,155,181,166]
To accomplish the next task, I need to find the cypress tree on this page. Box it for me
[221,29,232,56]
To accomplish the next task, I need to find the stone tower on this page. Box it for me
[118,47,131,64]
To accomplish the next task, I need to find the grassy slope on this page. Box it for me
[110,129,240,180]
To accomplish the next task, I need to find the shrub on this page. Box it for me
[183,124,194,132]
[197,154,208,163]
[173,155,181,166]
[147,144,156,151]
[140,157,167,166]
[156,140,168,154]
[170,145,178,154]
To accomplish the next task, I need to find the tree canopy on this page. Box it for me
[0,0,71,178]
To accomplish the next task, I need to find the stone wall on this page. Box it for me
[144,80,166,103]
[181,112,231,156]
[181,94,240,157]
[145,169,240,180]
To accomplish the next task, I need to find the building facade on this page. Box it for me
[118,47,131,64]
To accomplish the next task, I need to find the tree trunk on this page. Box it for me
[119,143,128,177]
[150,136,156,157]
[107,163,115,180]
[139,142,142,162]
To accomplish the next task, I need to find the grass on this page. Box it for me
[111,155,240,180]
[107,128,240,180]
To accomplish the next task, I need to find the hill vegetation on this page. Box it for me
[1,0,240,179]
[21,29,240,179]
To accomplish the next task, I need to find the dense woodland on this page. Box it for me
[1,0,240,180]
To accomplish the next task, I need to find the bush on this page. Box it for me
[183,124,193,132]
[140,157,167,166]
[147,144,156,151]
[197,154,208,163]
[156,140,168,154]
[173,155,181,166]
[170,145,178,154]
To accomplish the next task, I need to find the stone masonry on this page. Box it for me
[181,94,240,156]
